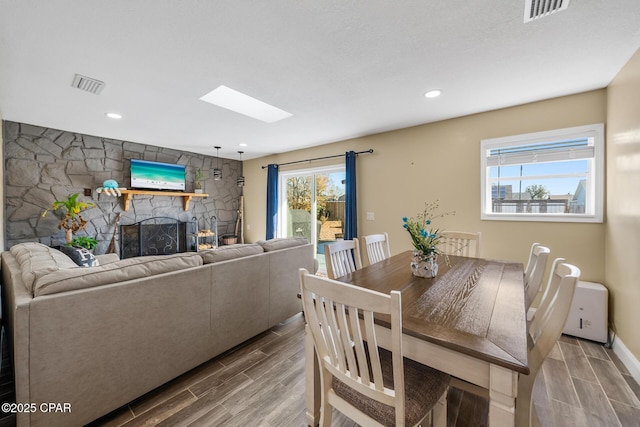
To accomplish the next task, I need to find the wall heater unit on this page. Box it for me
[563,281,608,343]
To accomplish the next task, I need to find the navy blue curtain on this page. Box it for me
[266,164,278,240]
[344,151,357,240]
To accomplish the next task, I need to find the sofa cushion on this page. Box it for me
[33,253,203,297]
[9,242,79,294]
[199,244,264,264]
[257,237,309,252]
[59,245,100,267]
[95,253,120,265]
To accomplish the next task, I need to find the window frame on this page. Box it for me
[480,123,604,223]
[277,164,345,240]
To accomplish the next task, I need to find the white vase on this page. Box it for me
[410,252,438,278]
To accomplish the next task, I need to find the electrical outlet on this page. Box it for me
[366,212,375,221]
[84,188,92,197]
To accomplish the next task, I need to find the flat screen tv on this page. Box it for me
[130,159,186,191]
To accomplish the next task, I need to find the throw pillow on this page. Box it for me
[59,245,100,268]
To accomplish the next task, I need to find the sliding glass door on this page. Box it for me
[279,166,345,273]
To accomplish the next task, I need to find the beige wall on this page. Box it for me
[244,90,607,282]
[605,49,640,360]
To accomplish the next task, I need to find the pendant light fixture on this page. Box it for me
[213,146,222,181]
[237,151,245,187]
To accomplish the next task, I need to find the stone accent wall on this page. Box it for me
[3,121,243,253]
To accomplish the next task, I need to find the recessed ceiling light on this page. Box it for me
[424,90,442,99]
[105,112,122,119]
[239,143,248,147]
[199,85,292,123]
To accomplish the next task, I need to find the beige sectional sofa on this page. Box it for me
[1,237,314,427]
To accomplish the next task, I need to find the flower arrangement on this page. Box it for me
[402,200,455,258]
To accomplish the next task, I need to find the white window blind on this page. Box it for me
[487,138,594,167]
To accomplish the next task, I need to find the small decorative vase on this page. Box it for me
[410,251,438,278]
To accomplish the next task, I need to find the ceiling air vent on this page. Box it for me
[71,73,105,95]
[524,0,570,23]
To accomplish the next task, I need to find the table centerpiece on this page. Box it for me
[402,201,454,278]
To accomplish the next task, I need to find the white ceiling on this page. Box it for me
[1,1,639,160]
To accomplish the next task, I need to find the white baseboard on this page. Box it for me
[611,330,640,385]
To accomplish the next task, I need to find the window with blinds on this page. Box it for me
[480,124,604,223]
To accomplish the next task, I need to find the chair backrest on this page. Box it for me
[438,231,481,258]
[528,257,568,341]
[324,239,363,279]
[523,243,540,280]
[517,259,580,427]
[524,244,551,310]
[362,232,391,265]
[299,268,406,424]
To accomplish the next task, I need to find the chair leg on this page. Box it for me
[531,405,542,427]
[319,370,333,427]
[432,389,447,427]
[516,373,535,427]
[319,401,332,427]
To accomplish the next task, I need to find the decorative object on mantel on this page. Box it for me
[194,168,204,194]
[236,151,245,187]
[42,193,95,244]
[402,200,455,278]
[213,146,222,180]
[96,179,123,197]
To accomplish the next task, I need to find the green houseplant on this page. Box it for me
[69,236,98,251]
[194,168,204,193]
[42,193,95,243]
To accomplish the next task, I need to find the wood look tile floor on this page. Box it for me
[2,315,640,427]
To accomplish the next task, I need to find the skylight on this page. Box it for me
[199,85,292,123]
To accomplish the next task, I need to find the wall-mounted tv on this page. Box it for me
[130,159,186,191]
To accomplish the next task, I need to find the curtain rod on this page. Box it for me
[261,149,373,169]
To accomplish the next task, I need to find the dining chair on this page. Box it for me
[518,259,580,426]
[438,231,481,258]
[527,257,566,340]
[299,268,450,427]
[324,239,363,280]
[448,258,579,427]
[362,232,391,265]
[524,243,551,312]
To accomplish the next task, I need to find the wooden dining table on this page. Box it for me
[304,250,529,427]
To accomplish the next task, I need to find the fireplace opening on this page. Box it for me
[120,217,197,259]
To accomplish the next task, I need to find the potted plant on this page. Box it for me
[69,236,98,252]
[194,168,204,194]
[42,193,95,244]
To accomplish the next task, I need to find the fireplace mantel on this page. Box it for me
[120,189,209,211]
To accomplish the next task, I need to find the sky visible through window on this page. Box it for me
[490,159,587,196]
[329,171,346,195]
